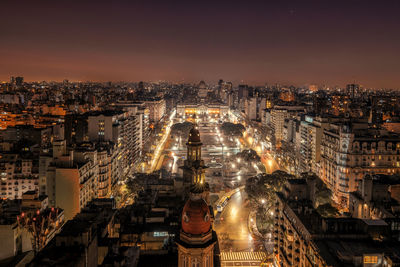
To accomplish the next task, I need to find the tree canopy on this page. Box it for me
[125,178,144,200]
[236,149,260,162]
[220,122,245,136]
[171,121,194,137]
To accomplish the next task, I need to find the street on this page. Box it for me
[145,112,280,257]
[214,189,264,252]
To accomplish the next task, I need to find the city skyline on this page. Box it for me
[1,0,400,88]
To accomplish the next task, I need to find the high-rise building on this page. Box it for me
[346,83,360,99]
[64,114,88,146]
[0,153,39,200]
[88,109,142,172]
[274,177,400,266]
[298,115,330,173]
[245,97,258,121]
[270,105,305,146]
[320,123,400,208]
[142,98,166,123]
[46,140,99,220]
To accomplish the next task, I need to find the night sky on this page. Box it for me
[1,0,400,88]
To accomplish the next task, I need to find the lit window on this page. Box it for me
[153,231,168,237]
[364,256,378,264]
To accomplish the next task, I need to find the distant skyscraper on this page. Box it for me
[198,80,208,98]
[15,76,24,86]
[346,83,360,99]
[217,79,223,98]
[238,84,248,99]
[138,81,144,91]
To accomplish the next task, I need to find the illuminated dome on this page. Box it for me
[181,198,211,235]
[188,127,201,143]
[198,80,207,89]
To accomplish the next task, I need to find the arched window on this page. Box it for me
[192,258,200,267]
[183,256,188,267]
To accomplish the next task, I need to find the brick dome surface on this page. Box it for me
[181,198,211,235]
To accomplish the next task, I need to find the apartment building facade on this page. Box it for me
[320,124,400,208]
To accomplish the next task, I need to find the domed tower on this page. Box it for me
[176,194,218,267]
[198,80,209,98]
[180,126,209,199]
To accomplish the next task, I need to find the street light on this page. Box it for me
[268,159,273,167]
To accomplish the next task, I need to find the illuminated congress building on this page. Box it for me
[176,104,229,119]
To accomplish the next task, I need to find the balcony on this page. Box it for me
[294,249,300,257]
[287,230,294,242]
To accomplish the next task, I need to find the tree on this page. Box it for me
[237,149,260,163]
[125,178,144,200]
[17,208,62,255]
[316,203,339,217]
[171,122,194,138]
[245,171,296,233]
[220,122,245,136]
[280,141,299,175]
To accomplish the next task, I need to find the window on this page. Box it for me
[364,255,378,264]
[192,258,200,267]
[153,231,168,237]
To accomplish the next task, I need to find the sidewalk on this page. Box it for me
[248,210,275,256]
[248,210,263,239]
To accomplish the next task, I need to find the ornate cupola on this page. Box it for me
[180,126,208,194]
[176,194,218,267]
